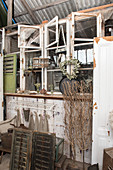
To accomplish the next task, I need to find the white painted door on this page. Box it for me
[0,31,3,121]
[92,37,113,169]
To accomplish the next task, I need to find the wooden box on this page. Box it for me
[33,58,49,69]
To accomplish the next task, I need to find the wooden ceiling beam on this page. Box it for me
[20,0,38,24]
[15,0,69,18]
[78,3,113,13]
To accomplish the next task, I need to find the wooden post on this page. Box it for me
[7,0,13,26]
[7,0,13,54]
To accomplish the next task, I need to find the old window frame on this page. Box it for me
[18,25,42,49]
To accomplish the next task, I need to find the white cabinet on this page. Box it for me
[92,37,113,169]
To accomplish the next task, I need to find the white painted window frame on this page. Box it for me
[71,12,104,59]
[44,17,68,90]
[19,25,44,91]
[45,16,59,49]
[18,25,42,49]
[19,12,104,92]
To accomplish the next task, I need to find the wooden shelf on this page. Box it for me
[4,93,63,100]
[4,93,92,100]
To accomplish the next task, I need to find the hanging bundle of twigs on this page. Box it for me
[63,80,93,169]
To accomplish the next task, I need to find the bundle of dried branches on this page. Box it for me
[63,80,93,169]
[63,80,78,160]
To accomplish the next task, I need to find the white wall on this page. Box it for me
[92,37,113,169]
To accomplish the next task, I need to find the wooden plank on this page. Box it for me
[15,0,69,18]
[78,3,113,13]
[6,31,18,36]
[4,93,92,100]
[4,93,64,100]
[20,0,38,24]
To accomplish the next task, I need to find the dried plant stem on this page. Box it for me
[63,80,93,168]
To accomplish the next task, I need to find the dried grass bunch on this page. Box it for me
[63,80,93,168]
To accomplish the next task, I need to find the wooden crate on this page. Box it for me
[103,147,113,170]
[33,58,49,69]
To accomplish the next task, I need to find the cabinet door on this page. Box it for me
[92,37,113,169]
[4,54,17,93]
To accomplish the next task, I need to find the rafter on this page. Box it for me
[7,0,13,25]
[15,0,69,18]
[20,0,38,24]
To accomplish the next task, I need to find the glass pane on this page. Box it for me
[78,50,86,64]
[87,49,93,63]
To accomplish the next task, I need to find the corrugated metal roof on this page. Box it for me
[5,0,113,25]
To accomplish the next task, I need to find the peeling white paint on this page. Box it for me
[92,37,113,169]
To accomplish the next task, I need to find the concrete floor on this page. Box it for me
[0,154,10,170]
